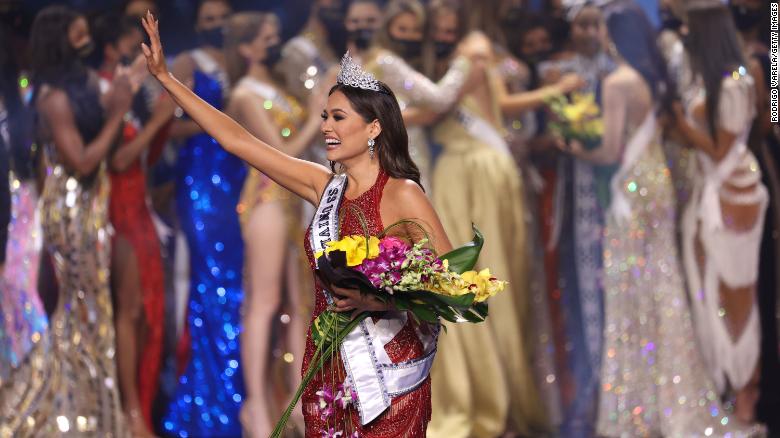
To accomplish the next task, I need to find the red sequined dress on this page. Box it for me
[105,75,168,427]
[302,170,431,437]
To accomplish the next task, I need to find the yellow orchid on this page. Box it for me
[461,269,507,302]
[321,235,380,267]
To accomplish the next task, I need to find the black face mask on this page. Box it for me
[262,43,283,67]
[435,40,457,59]
[349,28,375,50]
[197,27,225,48]
[730,4,762,31]
[75,41,94,59]
[659,7,683,31]
[390,36,422,58]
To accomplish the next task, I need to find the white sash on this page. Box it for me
[609,111,656,223]
[455,107,511,156]
[191,49,229,97]
[309,175,438,425]
[697,141,748,232]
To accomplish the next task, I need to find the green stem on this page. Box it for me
[270,312,369,437]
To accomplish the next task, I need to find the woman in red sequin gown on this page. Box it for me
[139,12,472,436]
[95,14,175,433]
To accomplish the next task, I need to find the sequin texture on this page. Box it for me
[162,68,247,437]
[596,137,762,437]
[302,171,432,437]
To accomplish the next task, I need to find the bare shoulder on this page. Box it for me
[384,177,429,208]
[171,52,196,79]
[37,87,70,116]
[382,177,452,252]
[604,65,641,89]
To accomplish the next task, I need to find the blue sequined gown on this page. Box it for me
[162,68,247,437]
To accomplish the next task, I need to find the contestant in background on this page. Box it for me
[674,0,767,426]
[343,0,383,62]
[361,0,482,191]
[0,6,137,435]
[93,13,174,436]
[558,2,765,435]
[0,21,47,422]
[421,1,581,436]
[161,1,249,436]
[221,12,326,437]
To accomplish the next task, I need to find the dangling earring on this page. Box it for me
[368,138,375,159]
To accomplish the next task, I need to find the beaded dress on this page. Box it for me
[301,170,433,437]
[162,50,247,437]
[1,74,125,436]
[595,97,763,436]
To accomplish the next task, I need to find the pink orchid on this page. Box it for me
[321,428,344,438]
[379,236,410,252]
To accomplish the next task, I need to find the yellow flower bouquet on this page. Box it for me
[546,91,604,150]
[271,224,505,436]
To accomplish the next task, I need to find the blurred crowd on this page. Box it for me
[0,0,778,437]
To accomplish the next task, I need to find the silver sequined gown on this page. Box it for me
[596,127,763,437]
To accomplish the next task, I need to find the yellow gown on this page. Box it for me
[427,73,548,438]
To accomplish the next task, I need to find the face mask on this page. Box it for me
[262,43,283,67]
[434,40,456,59]
[75,41,94,59]
[349,28,375,50]
[119,55,134,66]
[729,4,762,31]
[197,27,225,48]
[390,36,422,58]
[659,7,683,31]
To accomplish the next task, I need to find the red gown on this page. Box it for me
[302,170,431,437]
[107,92,167,428]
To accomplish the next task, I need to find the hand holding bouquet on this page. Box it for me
[546,91,604,151]
[271,224,506,437]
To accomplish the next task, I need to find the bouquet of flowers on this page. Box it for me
[546,91,604,150]
[271,224,505,437]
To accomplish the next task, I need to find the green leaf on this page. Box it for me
[439,225,484,274]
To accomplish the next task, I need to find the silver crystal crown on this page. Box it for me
[336,51,382,92]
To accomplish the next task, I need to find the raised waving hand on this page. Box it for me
[139,11,331,205]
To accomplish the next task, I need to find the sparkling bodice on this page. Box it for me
[301,170,432,437]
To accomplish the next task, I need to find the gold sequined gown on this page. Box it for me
[427,72,548,438]
[0,145,124,436]
[596,117,762,437]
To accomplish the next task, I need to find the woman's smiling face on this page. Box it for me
[320,90,379,164]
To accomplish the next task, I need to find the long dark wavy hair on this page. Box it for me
[686,4,746,139]
[29,6,85,86]
[328,82,422,189]
[604,0,674,114]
